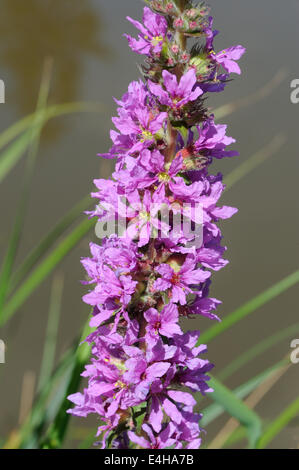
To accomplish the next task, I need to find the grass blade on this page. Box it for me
[8,195,91,293]
[257,396,299,449]
[4,347,75,449]
[207,377,262,448]
[208,360,290,449]
[202,360,287,428]
[199,270,299,346]
[0,217,95,327]
[0,59,53,313]
[218,321,299,381]
[0,102,103,183]
[37,273,64,393]
[0,131,33,183]
[41,321,93,449]
[0,101,102,152]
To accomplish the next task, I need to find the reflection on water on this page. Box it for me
[0,0,107,114]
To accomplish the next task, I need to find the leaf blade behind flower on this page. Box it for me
[199,270,299,345]
[207,376,262,448]
[0,217,95,327]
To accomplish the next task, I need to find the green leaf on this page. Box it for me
[0,59,53,313]
[37,273,64,393]
[12,328,90,449]
[132,405,147,433]
[40,321,93,449]
[199,270,299,346]
[0,177,30,308]
[207,376,262,448]
[218,321,299,381]
[257,396,299,449]
[0,131,33,184]
[0,101,102,153]
[5,347,74,448]
[0,102,102,184]
[8,195,91,294]
[0,218,95,327]
[202,360,288,428]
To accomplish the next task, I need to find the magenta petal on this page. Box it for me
[144,307,159,323]
[160,322,183,338]
[89,382,115,396]
[186,439,202,449]
[147,362,170,380]
[177,68,197,95]
[89,309,113,328]
[161,303,179,323]
[128,431,150,448]
[162,70,178,96]
[126,16,148,36]
[162,398,182,424]
[153,278,171,291]
[211,205,238,219]
[148,80,171,106]
[67,392,84,406]
[156,263,173,278]
[171,285,187,305]
[167,390,196,406]
[181,268,211,285]
[149,396,163,433]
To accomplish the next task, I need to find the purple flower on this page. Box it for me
[172,407,203,449]
[124,356,170,398]
[82,266,137,309]
[188,296,221,321]
[128,423,176,449]
[196,244,228,271]
[177,356,214,393]
[125,7,168,56]
[194,118,238,159]
[144,303,183,338]
[199,180,238,222]
[67,389,105,419]
[148,379,197,432]
[115,80,149,111]
[124,186,170,247]
[112,105,168,154]
[213,45,246,75]
[153,257,211,305]
[204,16,219,52]
[148,69,203,109]
[81,237,139,280]
[113,149,183,192]
[69,0,244,450]
[169,176,205,202]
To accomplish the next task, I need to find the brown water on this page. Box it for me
[0,0,298,448]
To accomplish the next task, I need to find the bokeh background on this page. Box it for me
[0,0,298,449]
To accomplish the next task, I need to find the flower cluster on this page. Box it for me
[68,0,245,449]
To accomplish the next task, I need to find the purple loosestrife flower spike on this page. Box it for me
[68,0,245,449]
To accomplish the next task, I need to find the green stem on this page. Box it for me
[165,119,178,163]
[173,0,187,50]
